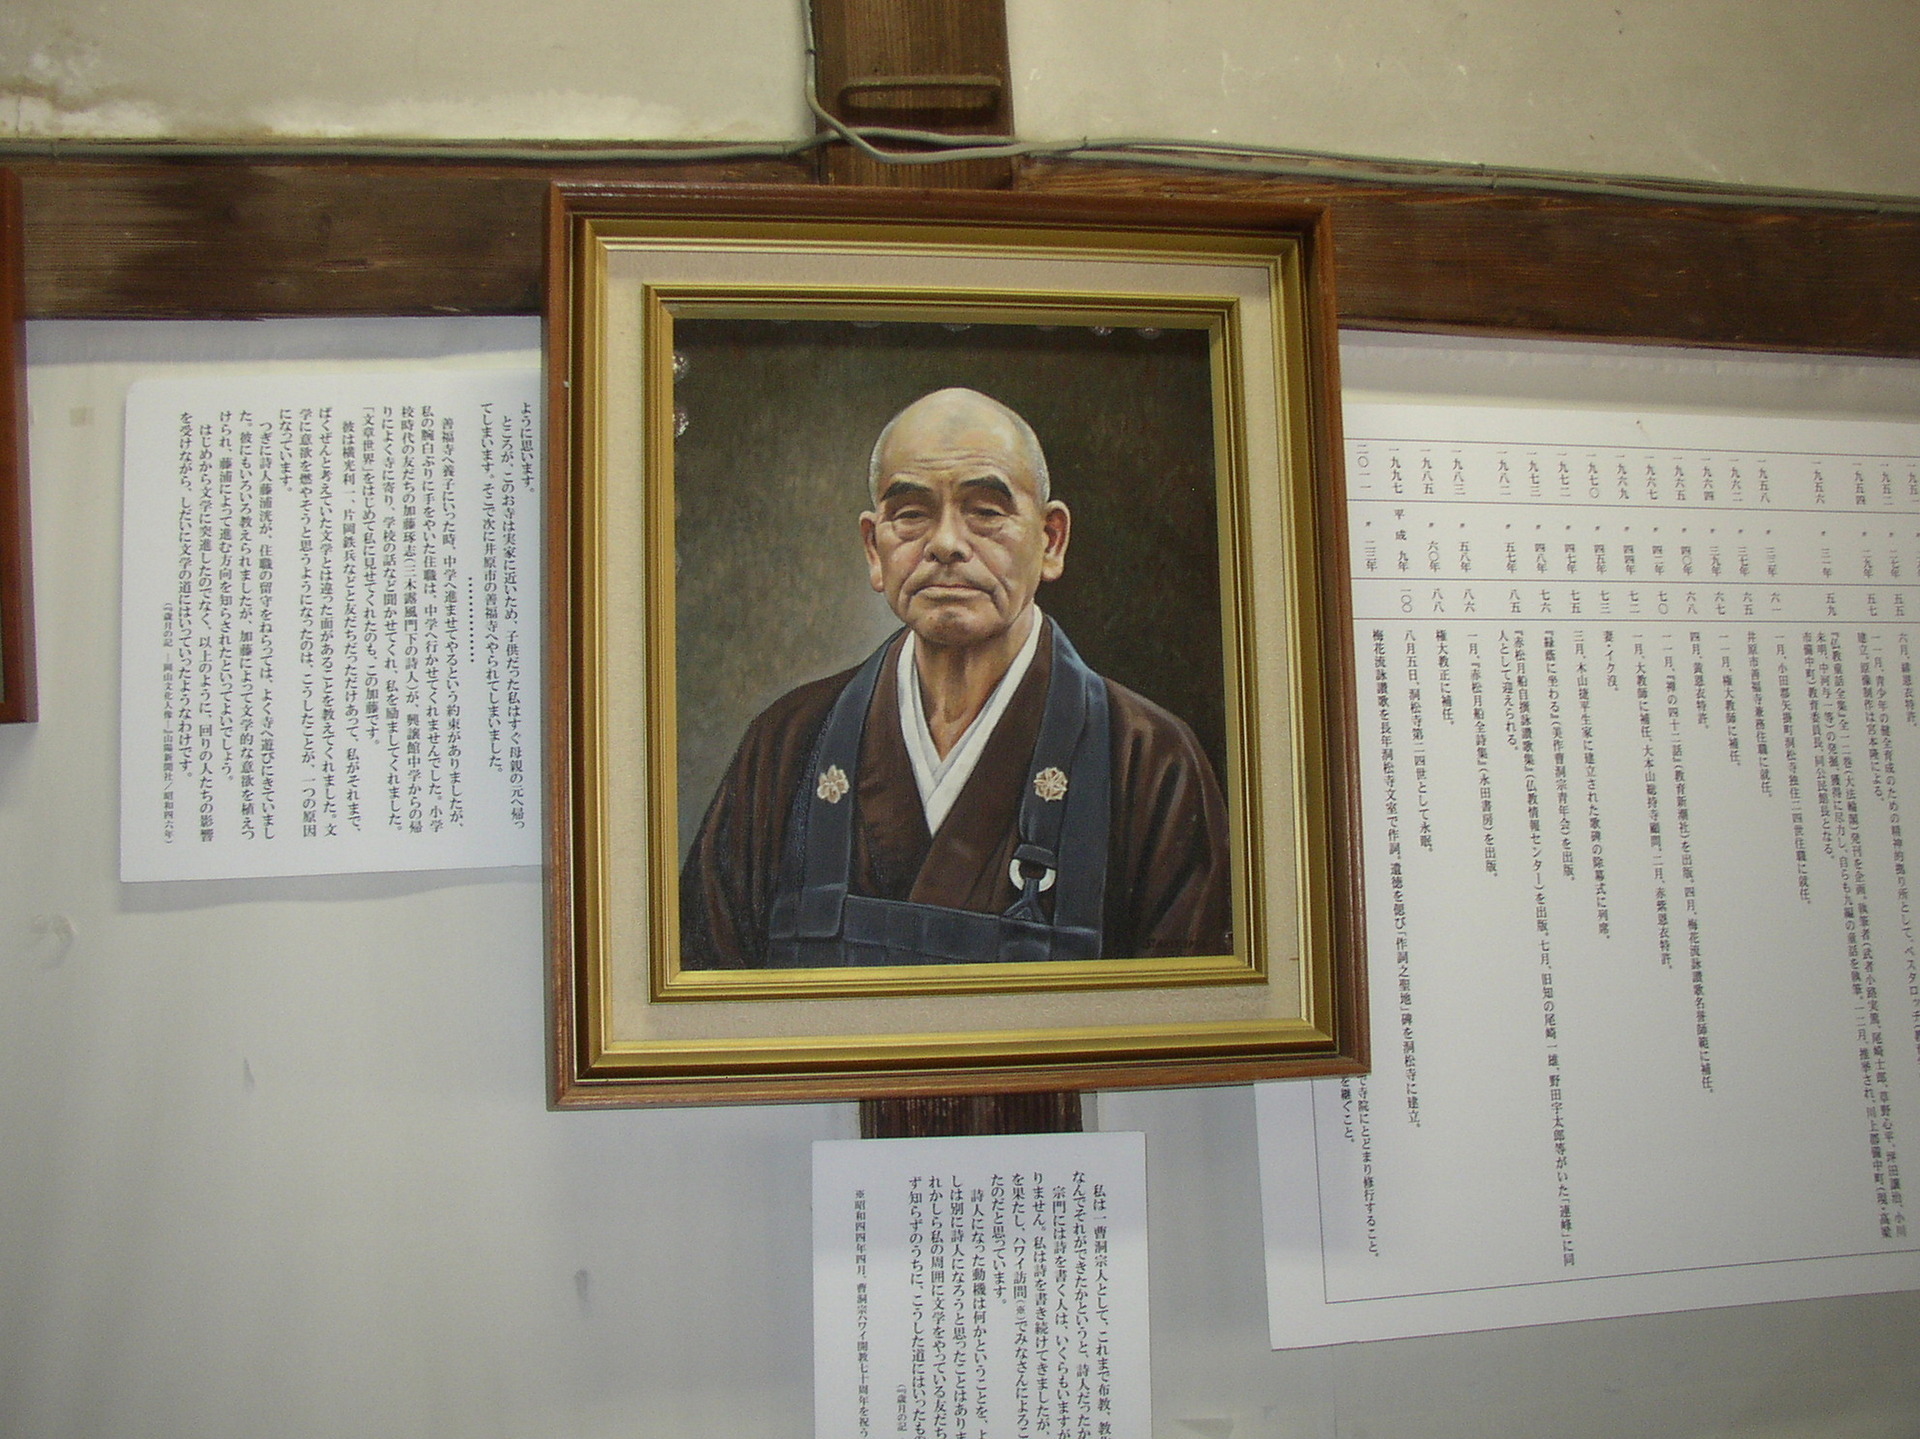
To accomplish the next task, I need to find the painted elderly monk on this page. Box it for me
[680,386,1231,969]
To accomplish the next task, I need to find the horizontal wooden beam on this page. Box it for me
[1022,160,1920,358]
[12,155,1920,356]
[17,157,814,319]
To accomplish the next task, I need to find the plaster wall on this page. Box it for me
[6,318,1920,1439]
[2,0,1918,196]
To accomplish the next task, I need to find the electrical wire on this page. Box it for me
[788,0,1920,214]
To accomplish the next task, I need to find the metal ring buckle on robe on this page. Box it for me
[1009,856,1057,892]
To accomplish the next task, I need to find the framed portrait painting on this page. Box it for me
[0,168,34,726]
[546,183,1364,1104]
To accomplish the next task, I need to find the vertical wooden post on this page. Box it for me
[0,169,35,725]
[808,0,1078,1137]
[860,1091,1082,1139]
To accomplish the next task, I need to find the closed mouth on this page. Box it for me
[915,581,984,597]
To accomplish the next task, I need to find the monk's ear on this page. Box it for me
[860,512,886,592]
[1040,500,1071,581]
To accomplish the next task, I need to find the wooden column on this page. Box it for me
[0,169,34,724]
[809,0,1015,189]
[860,1091,1082,1139]
[807,0,1076,1136]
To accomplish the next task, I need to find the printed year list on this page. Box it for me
[120,371,541,881]
[1261,402,1920,1347]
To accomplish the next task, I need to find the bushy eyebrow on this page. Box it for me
[877,474,1017,505]
[958,475,1017,504]
[878,478,934,505]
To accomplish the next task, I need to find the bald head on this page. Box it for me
[859,385,1071,656]
[868,388,1050,505]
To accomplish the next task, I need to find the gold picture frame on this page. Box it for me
[546,184,1365,1105]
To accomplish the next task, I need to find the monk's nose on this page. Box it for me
[926,506,971,562]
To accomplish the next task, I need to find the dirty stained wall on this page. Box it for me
[3,0,1918,197]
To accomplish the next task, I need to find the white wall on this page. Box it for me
[4,0,1920,197]
[0,0,809,142]
[7,318,1920,1439]
[1008,0,1920,197]
[2,319,840,1439]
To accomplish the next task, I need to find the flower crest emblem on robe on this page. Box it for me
[1033,766,1070,802]
[816,765,850,804]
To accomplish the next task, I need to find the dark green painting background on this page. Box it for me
[672,317,1227,860]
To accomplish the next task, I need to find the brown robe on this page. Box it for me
[679,624,1232,968]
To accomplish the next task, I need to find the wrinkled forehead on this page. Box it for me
[874,407,1039,494]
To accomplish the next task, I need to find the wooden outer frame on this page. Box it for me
[0,169,34,725]
[544,183,1367,1107]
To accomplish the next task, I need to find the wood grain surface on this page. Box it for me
[0,168,34,724]
[861,1092,1082,1138]
[811,0,1015,188]
[1024,160,1920,356]
[13,155,1920,357]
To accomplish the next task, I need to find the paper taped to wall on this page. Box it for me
[119,371,542,881]
[1260,401,1920,1347]
[814,1131,1151,1439]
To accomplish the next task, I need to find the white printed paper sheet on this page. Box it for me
[120,372,542,880]
[1260,402,1920,1347]
[814,1131,1150,1439]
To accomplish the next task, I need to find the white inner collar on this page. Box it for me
[898,610,1045,836]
